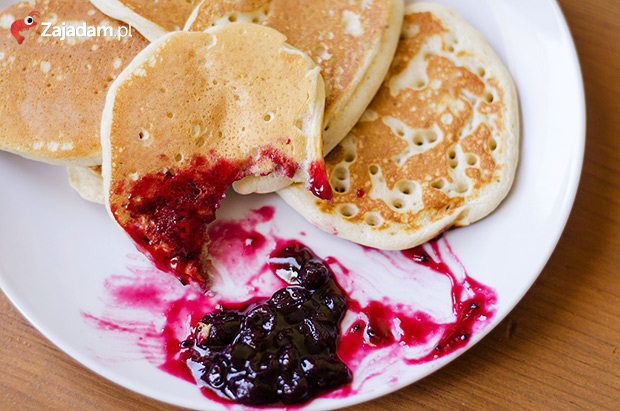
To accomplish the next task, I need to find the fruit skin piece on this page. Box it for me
[195,311,243,349]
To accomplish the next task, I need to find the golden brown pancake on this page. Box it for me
[88,0,202,41]
[102,24,329,285]
[278,3,520,250]
[187,0,404,157]
[0,0,148,166]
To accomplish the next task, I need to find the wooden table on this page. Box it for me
[1,1,619,409]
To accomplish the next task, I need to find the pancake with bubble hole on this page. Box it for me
[278,3,520,250]
[187,0,404,155]
[85,0,405,195]
[185,0,405,194]
[88,0,202,41]
[102,23,329,284]
[0,0,148,166]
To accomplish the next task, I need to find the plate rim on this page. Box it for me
[0,0,586,409]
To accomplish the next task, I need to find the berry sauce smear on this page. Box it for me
[113,152,331,287]
[403,243,496,363]
[85,207,497,407]
[338,240,497,369]
[180,241,351,406]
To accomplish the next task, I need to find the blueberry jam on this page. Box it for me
[86,208,497,406]
[180,241,351,405]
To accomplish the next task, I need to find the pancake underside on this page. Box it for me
[278,2,520,250]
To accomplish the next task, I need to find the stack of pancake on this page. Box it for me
[0,0,519,282]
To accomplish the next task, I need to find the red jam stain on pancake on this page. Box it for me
[84,206,496,406]
[116,153,331,286]
[306,161,332,200]
[121,156,240,286]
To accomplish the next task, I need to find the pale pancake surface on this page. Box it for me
[102,24,328,284]
[67,166,104,204]
[279,3,520,250]
[187,0,404,156]
[88,0,202,41]
[0,0,148,166]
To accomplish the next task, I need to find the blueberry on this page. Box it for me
[230,343,255,369]
[321,292,347,322]
[297,317,335,354]
[212,347,239,376]
[300,298,322,315]
[185,242,352,406]
[269,287,311,311]
[237,328,262,348]
[275,328,294,348]
[203,362,227,389]
[301,357,351,389]
[227,375,276,405]
[245,305,275,328]
[282,245,313,270]
[278,348,299,372]
[250,352,278,378]
[298,260,330,289]
[278,372,310,404]
[241,304,275,336]
[283,307,306,324]
[285,298,321,324]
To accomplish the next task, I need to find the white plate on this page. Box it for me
[0,0,584,409]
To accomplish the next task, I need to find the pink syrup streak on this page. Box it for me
[337,241,496,369]
[83,206,497,407]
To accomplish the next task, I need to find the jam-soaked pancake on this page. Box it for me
[279,3,519,250]
[102,24,330,284]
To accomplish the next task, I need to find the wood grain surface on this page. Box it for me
[1,0,619,409]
